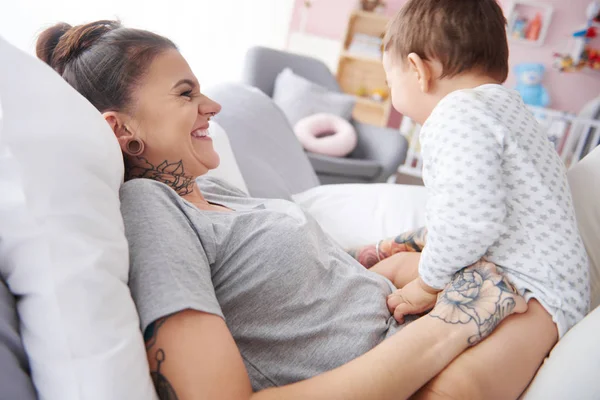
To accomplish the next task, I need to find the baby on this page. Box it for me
[355,0,590,397]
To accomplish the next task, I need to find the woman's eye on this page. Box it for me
[181,90,193,98]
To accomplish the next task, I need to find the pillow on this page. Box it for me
[0,99,37,400]
[273,68,355,126]
[522,305,600,399]
[294,113,357,157]
[292,183,428,249]
[567,146,600,309]
[204,121,249,195]
[0,36,157,399]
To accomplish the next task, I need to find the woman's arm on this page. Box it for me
[146,265,527,400]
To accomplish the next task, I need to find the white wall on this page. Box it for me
[0,0,294,87]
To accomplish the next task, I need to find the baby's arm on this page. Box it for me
[419,106,508,291]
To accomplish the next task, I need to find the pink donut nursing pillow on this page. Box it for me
[294,113,358,157]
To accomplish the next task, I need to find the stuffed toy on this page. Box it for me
[514,62,550,108]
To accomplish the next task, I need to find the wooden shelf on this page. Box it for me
[340,51,382,65]
[355,96,388,108]
[352,10,390,24]
[336,10,391,127]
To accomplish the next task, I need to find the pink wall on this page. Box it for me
[288,0,600,114]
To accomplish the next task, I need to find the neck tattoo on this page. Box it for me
[126,156,195,196]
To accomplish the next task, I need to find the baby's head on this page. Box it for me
[383,0,509,124]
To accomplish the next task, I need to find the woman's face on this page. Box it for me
[124,49,222,180]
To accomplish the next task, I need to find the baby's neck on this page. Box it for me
[437,73,500,99]
[421,74,501,123]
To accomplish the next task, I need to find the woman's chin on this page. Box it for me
[200,153,220,173]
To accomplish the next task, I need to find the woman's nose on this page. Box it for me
[200,97,222,117]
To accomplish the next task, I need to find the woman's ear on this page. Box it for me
[103,111,134,152]
[407,53,433,93]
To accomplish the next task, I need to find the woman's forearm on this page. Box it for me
[252,316,470,400]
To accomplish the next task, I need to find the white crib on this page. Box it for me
[398,106,600,179]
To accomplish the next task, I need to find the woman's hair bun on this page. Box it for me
[36,20,121,74]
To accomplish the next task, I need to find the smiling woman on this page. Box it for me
[37,21,222,197]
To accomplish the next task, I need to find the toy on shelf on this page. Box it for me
[370,88,388,102]
[514,63,550,108]
[553,1,600,72]
[512,17,528,39]
[527,13,543,40]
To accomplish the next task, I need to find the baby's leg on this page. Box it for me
[411,299,557,400]
[369,252,421,288]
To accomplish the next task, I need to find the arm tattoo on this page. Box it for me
[144,318,168,351]
[145,317,179,400]
[428,264,517,345]
[391,227,428,253]
[151,349,179,400]
[126,156,195,196]
[348,227,428,269]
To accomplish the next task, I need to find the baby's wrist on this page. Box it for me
[418,277,441,295]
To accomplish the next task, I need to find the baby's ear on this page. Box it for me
[407,53,432,93]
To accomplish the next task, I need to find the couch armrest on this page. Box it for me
[307,153,382,180]
[352,122,409,182]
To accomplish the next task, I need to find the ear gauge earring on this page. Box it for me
[125,138,145,156]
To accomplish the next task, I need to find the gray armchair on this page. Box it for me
[241,46,408,184]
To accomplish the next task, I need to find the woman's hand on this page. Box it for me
[429,260,528,345]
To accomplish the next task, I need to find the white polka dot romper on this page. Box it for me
[418,84,589,337]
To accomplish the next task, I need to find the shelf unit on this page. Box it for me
[336,10,392,127]
[506,0,554,47]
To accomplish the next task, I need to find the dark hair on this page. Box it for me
[36,20,177,113]
[384,0,509,82]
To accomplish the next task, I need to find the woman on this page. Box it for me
[36,20,526,399]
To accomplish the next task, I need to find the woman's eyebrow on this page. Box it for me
[172,79,197,90]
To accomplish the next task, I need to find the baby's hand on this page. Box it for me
[387,277,439,324]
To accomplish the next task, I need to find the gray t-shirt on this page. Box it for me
[120,177,404,390]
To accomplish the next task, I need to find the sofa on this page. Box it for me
[0,35,598,399]
[242,46,408,185]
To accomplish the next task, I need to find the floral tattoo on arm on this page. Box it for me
[429,261,519,345]
[348,227,428,269]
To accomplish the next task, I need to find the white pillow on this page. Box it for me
[567,146,600,309]
[523,305,600,399]
[0,36,157,400]
[292,183,428,249]
[205,121,249,195]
